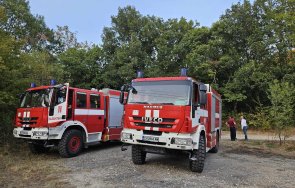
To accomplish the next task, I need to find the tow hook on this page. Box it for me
[189,151,197,161]
[43,141,54,147]
[121,144,129,151]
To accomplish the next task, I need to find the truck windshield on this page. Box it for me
[20,89,51,108]
[128,80,191,105]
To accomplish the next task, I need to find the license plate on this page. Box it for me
[20,130,29,135]
[142,135,159,142]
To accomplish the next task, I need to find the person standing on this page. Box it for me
[241,116,248,140]
[226,116,237,141]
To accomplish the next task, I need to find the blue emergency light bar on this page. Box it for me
[50,79,57,86]
[30,83,36,88]
[180,68,188,76]
[137,70,144,78]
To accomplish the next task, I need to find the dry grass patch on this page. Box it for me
[0,143,72,188]
[222,139,295,159]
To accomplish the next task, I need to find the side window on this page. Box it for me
[76,92,87,108]
[90,94,100,109]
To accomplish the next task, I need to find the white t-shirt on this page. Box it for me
[241,118,247,129]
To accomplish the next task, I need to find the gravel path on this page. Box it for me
[52,138,295,188]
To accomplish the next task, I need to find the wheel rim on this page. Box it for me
[68,136,81,152]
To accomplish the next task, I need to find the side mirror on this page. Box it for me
[199,84,207,105]
[49,106,54,116]
[131,88,137,94]
[199,84,207,92]
[18,93,25,100]
[119,85,127,105]
[119,91,125,104]
[199,91,207,105]
[18,93,25,104]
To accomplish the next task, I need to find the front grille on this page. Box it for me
[18,117,38,121]
[137,140,166,146]
[18,117,39,125]
[143,130,162,136]
[135,123,173,128]
[19,121,37,125]
[19,134,31,138]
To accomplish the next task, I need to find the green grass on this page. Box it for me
[265,141,279,149]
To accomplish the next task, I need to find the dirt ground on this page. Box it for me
[1,132,295,188]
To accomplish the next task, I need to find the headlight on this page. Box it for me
[33,131,48,136]
[121,132,132,140]
[13,129,17,135]
[173,138,192,145]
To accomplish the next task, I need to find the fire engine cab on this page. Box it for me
[120,69,222,172]
[13,82,123,157]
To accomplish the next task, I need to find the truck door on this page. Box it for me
[48,84,69,125]
[86,93,105,133]
[74,91,88,128]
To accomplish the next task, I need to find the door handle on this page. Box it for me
[98,116,102,120]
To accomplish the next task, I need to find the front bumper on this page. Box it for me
[121,128,194,150]
[13,126,63,140]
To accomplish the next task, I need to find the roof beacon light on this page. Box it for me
[50,79,57,86]
[180,68,187,77]
[137,70,144,78]
[30,83,36,88]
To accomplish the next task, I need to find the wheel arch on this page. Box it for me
[56,121,88,143]
[64,125,87,143]
[192,125,206,150]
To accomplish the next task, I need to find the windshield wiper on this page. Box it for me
[153,103,174,105]
[129,102,149,104]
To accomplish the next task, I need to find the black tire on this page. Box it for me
[209,132,219,153]
[28,143,50,154]
[190,135,206,173]
[132,145,146,165]
[58,129,83,158]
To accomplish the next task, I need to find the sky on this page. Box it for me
[28,0,244,45]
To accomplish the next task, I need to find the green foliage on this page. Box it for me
[0,0,60,52]
[59,46,103,89]
[268,80,295,144]
[248,106,272,130]
[101,6,196,89]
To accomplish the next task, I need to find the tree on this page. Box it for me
[0,0,60,52]
[268,80,295,144]
[59,46,103,89]
[101,6,196,89]
[54,25,80,52]
[207,0,295,113]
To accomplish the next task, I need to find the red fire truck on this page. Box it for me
[120,70,222,172]
[13,82,123,157]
